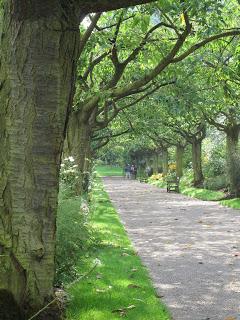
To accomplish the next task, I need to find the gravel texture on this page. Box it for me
[103,177,240,320]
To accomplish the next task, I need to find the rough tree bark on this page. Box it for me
[0,1,80,317]
[191,139,204,187]
[66,111,92,194]
[226,126,240,197]
[152,153,160,174]
[176,145,184,178]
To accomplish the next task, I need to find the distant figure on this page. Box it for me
[125,164,131,179]
[130,164,137,179]
[146,165,153,177]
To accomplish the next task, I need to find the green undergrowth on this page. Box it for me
[96,165,123,177]
[220,198,240,209]
[66,180,170,320]
[56,186,99,285]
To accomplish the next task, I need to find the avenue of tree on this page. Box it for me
[0,0,239,318]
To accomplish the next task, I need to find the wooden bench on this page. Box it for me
[166,177,180,193]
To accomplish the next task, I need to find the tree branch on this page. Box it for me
[111,17,192,99]
[83,51,110,81]
[117,80,176,111]
[79,13,102,55]
[79,0,156,14]
[171,30,240,63]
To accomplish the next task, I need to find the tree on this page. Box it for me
[198,40,240,196]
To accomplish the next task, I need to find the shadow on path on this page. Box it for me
[103,177,240,320]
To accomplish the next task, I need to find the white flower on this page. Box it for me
[94,258,102,266]
[68,156,74,162]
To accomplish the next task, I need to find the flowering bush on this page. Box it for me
[149,173,164,181]
[60,156,79,188]
[168,162,176,171]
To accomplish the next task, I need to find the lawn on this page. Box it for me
[220,198,240,209]
[96,165,123,177]
[180,186,224,201]
[149,177,225,201]
[66,181,170,320]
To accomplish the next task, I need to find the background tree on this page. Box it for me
[197,40,240,196]
[65,1,240,193]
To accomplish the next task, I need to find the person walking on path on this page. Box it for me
[124,164,131,179]
[130,164,137,179]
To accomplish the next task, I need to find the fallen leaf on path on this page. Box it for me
[183,244,192,250]
[224,317,237,320]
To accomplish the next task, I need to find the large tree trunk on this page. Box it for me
[176,145,184,178]
[152,153,160,174]
[162,148,169,176]
[0,2,80,317]
[192,139,204,187]
[226,126,240,197]
[66,111,91,195]
[82,137,92,193]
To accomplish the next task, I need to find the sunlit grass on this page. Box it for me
[96,165,123,177]
[220,198,240,209]
[149,177,225,201]
[180,186,224,201]
[66,181,170,320]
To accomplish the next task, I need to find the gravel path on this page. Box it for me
[103,177,240,320]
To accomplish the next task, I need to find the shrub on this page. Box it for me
[149,173,164,181]
[203,138,226,178]
[60,157,79,190]
[55,189,99,285]
[204,175,227,191]
[168,163,176,171]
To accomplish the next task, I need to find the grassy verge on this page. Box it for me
[96,165,123,177]
[149,178,225,201]
[220,198,240,209]
[180,186,224,201]
[66,181,170,320]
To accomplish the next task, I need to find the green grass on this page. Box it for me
[180,186,224,201]
[96,165,123,177]
[149,177,225,201]
[66,181,170,320]
[220,198,240,209]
